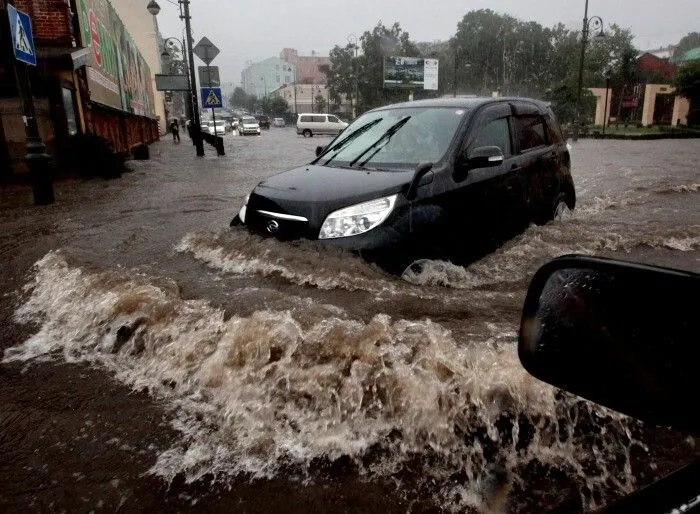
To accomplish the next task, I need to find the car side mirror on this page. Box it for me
[519,255,700,435]
[315,145,325,157]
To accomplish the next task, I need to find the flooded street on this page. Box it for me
[1,130,699,512]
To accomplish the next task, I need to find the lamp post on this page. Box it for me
[147,0,204,156]
[573,0,604,141]
[348,35,359,119]
[161,37,192,128]
[602,70,612,135]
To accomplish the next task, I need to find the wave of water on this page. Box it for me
[3,252,657,512]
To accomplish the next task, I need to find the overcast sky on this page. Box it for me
[154,0,699,87]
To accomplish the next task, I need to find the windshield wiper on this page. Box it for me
[319,119,382,166]
[348,116,411,168]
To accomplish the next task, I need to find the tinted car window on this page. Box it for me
[515,116,547,152]
[470,117,511,157]
[328,115,340,123]
[545,115,564,144]
[299,115,311,122]
[312,115,326,123]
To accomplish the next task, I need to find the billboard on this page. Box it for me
[383,57,439,90]
[77,0,156,117]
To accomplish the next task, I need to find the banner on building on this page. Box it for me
[383,57,439,90]
[77,0,156,118]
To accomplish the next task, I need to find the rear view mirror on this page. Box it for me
[519,255,699,434]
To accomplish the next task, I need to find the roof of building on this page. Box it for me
[679,46,700,64]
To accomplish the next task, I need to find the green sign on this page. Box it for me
[77,0,155,117]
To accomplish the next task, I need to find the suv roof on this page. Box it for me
[368,96,551,114]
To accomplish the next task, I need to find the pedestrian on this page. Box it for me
[170,119,180,143]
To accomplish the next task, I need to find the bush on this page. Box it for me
[56,133,125,179]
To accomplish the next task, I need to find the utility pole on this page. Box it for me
[180,0,204,156]
[5,0,54,204]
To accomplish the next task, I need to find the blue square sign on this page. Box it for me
[201,87,223,109]
[8,4,37,66]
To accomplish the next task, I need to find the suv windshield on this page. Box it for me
[241,117,257,124]
[320,107,467,169]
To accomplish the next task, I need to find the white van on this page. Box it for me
[296,114,348,137]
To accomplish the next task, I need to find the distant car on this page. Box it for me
[232,97,575,273]
[238,116,261,136]
[273,117,286,127]
[205,119,227,136]
[257,115,271,130]
[296,113,348,137]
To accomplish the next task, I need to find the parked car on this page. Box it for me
[273,117,286,127]
[232,97,575,273]
[256,115,271,130]
[296,113,348,137]
[238,116,261,136]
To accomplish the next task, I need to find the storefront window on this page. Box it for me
[62,87,78,136]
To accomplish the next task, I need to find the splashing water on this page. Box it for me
[4,251,655,512]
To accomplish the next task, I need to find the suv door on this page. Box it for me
[511,102,556,220]
[445,103,516,249]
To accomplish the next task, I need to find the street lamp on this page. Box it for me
[573,0,605,141]
[146,0,160,15]
[147,0,204,156]
[347,34,359,119]
[602,69,612,135]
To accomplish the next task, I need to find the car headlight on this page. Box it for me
[238,193,250,223]
[319,194,397,239]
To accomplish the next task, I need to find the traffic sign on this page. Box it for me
[198,66,220,88]
[201,87,223,108]
[8,4,37,66]
[193,37,220,65]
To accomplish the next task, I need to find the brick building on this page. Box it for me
[1,0,160,181]
[279,48,329,85]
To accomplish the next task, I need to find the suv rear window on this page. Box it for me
[299,115,312,122]
[514,116,547,152]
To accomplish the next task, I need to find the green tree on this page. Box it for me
[261,95,290,116]
[314,94,327,113]
[357,22,421,112]
[230,87,247,108]
[673,32,700,60]
[320,45,356,113]
[674,61,700,125]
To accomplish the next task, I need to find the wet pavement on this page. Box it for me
[1,128,699,512]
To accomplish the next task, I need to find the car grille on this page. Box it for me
[246,209,311,240]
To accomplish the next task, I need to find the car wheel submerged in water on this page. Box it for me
[231,97,575,274]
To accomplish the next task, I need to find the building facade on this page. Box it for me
[0,0,160,181]
[276,83,350,117]
[280,48,329,85]
[241,57,296,99]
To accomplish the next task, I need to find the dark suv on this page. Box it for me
[256,115,271,130]
[232,98,575,272]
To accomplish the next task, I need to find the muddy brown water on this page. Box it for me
[1,131,698,512]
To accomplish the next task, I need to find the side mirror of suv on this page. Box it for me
[315,145,326,157]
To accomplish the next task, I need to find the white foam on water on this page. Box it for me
[3,252,647,511]
[176,231,402,295]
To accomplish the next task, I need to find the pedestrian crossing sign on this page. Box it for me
[201,87,222,108]
[7,4,37,66]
